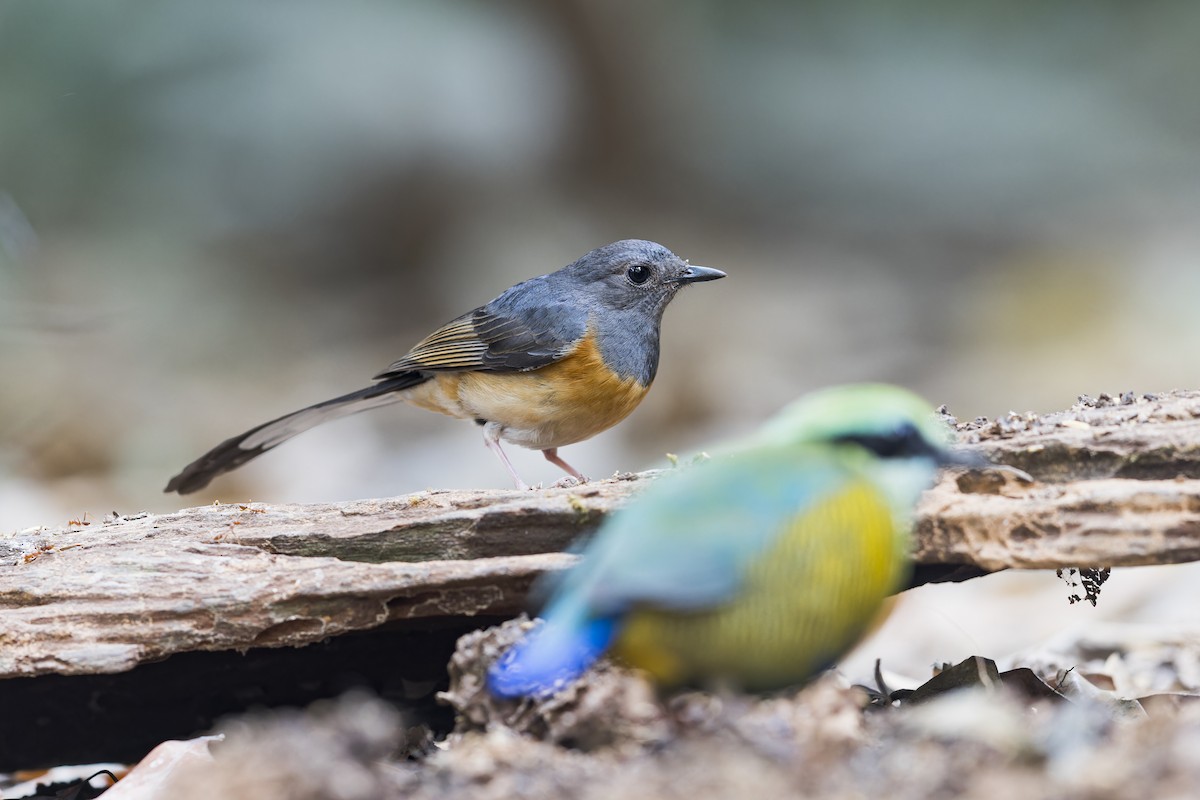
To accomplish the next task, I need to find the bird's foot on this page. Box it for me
[551,475,589,489]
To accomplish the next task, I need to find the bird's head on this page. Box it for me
[751,384,986,516]
[565,239,725,315]
[756,383,971,465]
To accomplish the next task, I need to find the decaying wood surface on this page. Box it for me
[921,388,1200,569]
[3,390,1200,681]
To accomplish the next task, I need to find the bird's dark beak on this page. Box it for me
[671,265,727,284]
[935,446,992,469]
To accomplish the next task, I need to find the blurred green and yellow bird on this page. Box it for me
[487,383,974,697]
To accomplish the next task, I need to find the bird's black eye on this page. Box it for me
[626,264,652,285]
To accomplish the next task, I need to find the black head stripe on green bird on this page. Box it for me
[165,240,724,494]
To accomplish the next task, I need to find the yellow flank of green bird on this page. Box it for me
[613,480,898,690]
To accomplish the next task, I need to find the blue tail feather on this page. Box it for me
[487,615,618,699]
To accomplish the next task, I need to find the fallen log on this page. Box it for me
[3,389,1200,768]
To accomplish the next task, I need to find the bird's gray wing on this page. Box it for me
[375,279,587,377]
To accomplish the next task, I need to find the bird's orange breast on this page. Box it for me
[403,331,651,450]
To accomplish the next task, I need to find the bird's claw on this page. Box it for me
[552,475,589,489]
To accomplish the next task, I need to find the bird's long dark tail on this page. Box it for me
[164,373,427,495]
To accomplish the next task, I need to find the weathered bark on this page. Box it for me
[959,389,1200,483]
[0,491,589,680]
[918,389,1200,570]
[3,390,1200,686]
[916,473,1200,570]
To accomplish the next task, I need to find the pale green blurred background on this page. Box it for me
[3,2,1200,674]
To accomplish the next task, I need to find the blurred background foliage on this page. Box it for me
[3,1,1200,674]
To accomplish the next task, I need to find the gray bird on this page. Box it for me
[165,240,725,494]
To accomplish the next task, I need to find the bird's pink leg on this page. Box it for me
[482,426,529,490]
[542,448,588,483]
